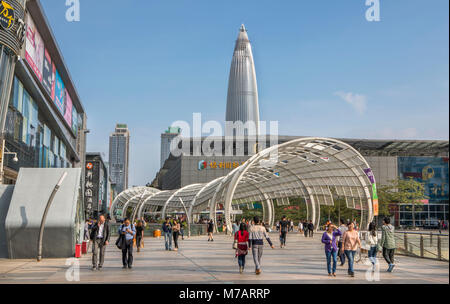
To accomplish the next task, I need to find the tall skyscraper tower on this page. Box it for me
[109,124,130,195]
[225,24,260,135]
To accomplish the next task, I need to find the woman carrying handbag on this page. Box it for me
[234,223,250,274]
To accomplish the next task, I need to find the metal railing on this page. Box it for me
[359,230,449,262]
[394,231,449,262]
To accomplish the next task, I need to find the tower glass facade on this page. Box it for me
[109,124,129,195]
[225,24,260,136]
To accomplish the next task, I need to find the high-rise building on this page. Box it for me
[109,124,129,195]
[160,126,181,168]
[225,24,260,135]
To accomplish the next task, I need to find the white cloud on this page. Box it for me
[334,91,367,114]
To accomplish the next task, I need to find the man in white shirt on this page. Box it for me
[91,215,110,270]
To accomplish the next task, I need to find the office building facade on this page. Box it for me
[109,123,129,195]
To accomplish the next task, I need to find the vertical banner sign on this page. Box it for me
[363,168,375,184]
[42,49,55,100]
[64,89,73,127]
[71,107,78,135]
[85,162,94,212]
[54,69,65,114]
[364,168,378,216]
[25,14,44,82]
[372,183,379,216]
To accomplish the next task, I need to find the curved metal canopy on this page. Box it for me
[111,137,377,231]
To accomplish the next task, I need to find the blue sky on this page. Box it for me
[40,0,449,186]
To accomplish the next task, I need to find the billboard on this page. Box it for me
[25,14,44,82]
[64,89,73,127]
[54,69,65,115]
[42,49,55,100]
[71,106,78,135]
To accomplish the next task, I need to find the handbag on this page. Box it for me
[233,239,238,250]
[115,225,125,249]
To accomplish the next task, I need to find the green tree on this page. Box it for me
[377,177,428,227]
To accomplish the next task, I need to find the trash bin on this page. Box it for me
[81,241,88,254]
[153,229,161,238]
[75,244,82,258]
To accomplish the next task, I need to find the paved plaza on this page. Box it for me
[0,233,448,284]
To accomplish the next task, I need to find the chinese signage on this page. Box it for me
[0,1,14,30]
[85,161,99,213]
[197,160,246,170]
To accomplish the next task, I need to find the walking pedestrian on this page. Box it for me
[367,222,379,272]
[235,222,250,274]
[232,220,240,236]
[180,219,187,240]
[380,217,396,272]
[173,219,181,251]
[321,223,341,277]
[135,220,144,252]
[298,221,303,233]
[290,219,294,232]
[248,216,274,275]
[207,219,214,241]
[90,215,110,271]
[341,222,361,277]
[118,218,136,269]
[279,216,289,248]
[337,219,348,266]
[308,220,314,237]
[303,220,309,237]
[162,217,173,251]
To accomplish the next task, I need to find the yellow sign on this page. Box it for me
[199,160,246,170]
[0,1,15,30]
[422,166,434,180]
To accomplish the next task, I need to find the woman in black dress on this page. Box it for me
[207,219,214,242]
[135,220,144,252]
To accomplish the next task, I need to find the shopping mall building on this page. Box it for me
[0,0,87,184]
[152,136,449,227]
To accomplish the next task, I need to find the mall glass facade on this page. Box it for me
[3,75,70,178]
[398,157,449,226]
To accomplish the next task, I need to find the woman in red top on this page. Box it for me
[235,222,250,273]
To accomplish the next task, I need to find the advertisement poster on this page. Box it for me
[72,107,78,135]
[42,49,55,100]
[25,14,44,82]
[363,168,375,184]
[54,69,65,115]
[64,89,73,127]
[372,183,379,216]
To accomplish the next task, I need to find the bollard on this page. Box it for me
[404,233,408,252]
[420,235,424,258]
[430,232,433,247]
[437,236,442,260]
